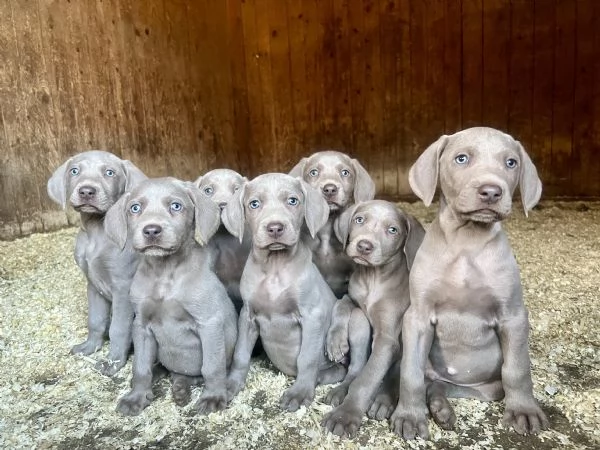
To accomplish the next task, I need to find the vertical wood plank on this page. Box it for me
[461,0,483,127]
[395,0,412,194]
[444,0,463,134]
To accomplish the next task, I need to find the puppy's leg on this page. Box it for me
[368,360,400,420]
[71,283,109,356]
[227,305,259,401]
[280,308,331,412]
[325,307,370,406]
[195,317,230,415]
[326,295,354,363]
[117,320,157,416]
[96,289,134,376]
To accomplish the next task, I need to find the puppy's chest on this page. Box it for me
[248,272,299,318]
[133,273,192,326]
[349,271,405,314]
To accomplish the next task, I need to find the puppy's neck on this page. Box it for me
[438,195,503,243]
[251,240,307,267]
[79,211,105,233]
[355,250,406,281]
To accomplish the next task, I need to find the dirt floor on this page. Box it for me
[0,201,598,449]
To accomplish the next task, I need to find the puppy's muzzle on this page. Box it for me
[78,185,97,201]
[266,221,285,240]
[356,239,373,255]
[322,183,338,199]
[142,224,163,241]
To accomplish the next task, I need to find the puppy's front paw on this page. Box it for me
[226,377,245,402]
[321,404,363,439]
[116,390,153,416]
[95,359,125,377]
[71,339,102,356]
[325,383,349,407]
[326,326,350,363]
[368,391,396,421]
[279,385,314,411]
[194,392,227,415]
[390,403,429,440]
[503,401,549,435]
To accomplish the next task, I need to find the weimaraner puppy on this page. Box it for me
[321,200,425,438]
[289,151,376,298]
[222,173,347,411]
[391,127,549,439]
[104,178,238,415]
[195,169,250,313]
[47,150,147,376]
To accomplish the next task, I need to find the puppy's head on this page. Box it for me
[47,150,147,215]
[222,173,329,251]
[104,178,221,256]
[289,151,375,213]
[334,200,425,268]
[194,169,247,217]
[409,127,542,222]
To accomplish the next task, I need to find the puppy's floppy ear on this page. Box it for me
[334,203,358,250]
[351,158,376,202]
[222,182,246,242]
[402,212,426,270]
[185,183,221,245]
[121,159,147,192]
[299,179,329,238]
[47,158,72,209]
[288,157,308,178]
[104,192,130,250]
[409,135,449,207]
[516,141,542,216]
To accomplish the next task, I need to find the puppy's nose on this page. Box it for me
[478,184,503,204]
[143,224,163,239]
[356,239,373,255]
[322,184,338,198]
[218,202,227,210]
[78,186,96,199]
[266,222,284,239]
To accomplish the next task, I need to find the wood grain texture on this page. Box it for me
[1,0,598,238]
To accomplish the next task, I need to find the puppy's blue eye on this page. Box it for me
[455,154,469,165]
[288,196,299,206]
[130,204,141,214]
[309,169,319,177]
[341,169,351,177]
[170,202,183,212]
[105,169,115,177]
[355,216,364,224]
[70,167,79,176]
[506,158,518,169]
[203,186,214,196]
[249,200,260,209]
[388,226,398,234]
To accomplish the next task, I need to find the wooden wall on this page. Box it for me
[1,0,599,239]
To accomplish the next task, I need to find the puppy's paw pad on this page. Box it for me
[321,406,362,439]
[367,394,395,420]
[116,391,153,416]
[429,397,456,430]
[390,407,429,440]
[95,359,123,377]
[279,387,314,412]
[503,405,549,435]
[71,341,102,356]
[194,394,227,415]
[325,384,348,407]
[326,328,350,363]
[171,382,192,406]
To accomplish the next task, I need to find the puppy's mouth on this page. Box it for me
[326,201,341,212]
[351,256,372,266]
[462,209,506,223]
[138,245,177,256]
[72,204,105,214]
[266,243,289,251]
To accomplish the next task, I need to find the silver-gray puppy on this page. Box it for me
[322,200,424,438]
[105,178,238,416]
[289,151,376,297]
[195,169,250,313]
[391,127,549,439]
[222,173,347,411]
[47,150,147,376]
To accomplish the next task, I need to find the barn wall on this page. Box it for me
[1,0,599,239]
